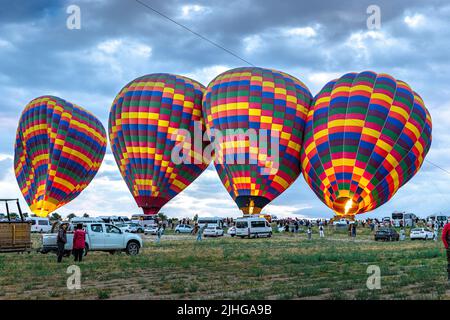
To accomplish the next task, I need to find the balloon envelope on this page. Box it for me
[14,96,107,217]
[203,67,312,214]
[301,71,432,217]
[109,74,209,215]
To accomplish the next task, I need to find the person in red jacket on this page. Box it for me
[442,222,450,282]
[73,224,86,262]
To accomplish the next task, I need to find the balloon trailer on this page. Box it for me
[0,199,32,253]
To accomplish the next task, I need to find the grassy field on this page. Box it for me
[0,227,448,300]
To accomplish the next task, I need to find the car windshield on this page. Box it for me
[412,228,421,232]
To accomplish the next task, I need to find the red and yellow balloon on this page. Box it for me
[14,96,107,217]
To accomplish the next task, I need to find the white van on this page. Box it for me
[197,217,223,229]
[131,214,157,228]
[235,217,272,238]
[30,217,52,233]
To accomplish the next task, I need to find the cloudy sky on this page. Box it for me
[1,0,450,220]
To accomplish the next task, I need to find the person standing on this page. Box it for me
[319,225,324,238]
[307,227,312,240]
[155,223,163,244]
[56,224,68,263]
[351,223,357,239]
[73,224,86,262]
[399,228,406,241]
[192,223,199,236]
[441,222,450,282]
[434,225,439,241]
[197,224,206,241]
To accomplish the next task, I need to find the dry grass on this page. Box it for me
[0,228,448,300]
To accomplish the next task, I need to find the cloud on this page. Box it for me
[404,13,425,28]
[180,4,211,19]
[1,0,450,219]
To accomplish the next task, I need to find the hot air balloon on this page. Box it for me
[14,96,107,217]
[203,67,313,214]
[108,74,210,215]
[301,71,432,218]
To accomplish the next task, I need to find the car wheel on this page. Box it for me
[84,244,89,256]
[268,232,272,238]
[176,230,180,234]
[231,235,235,237]
[126,241,140,255]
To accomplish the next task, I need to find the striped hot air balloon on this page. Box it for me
[301,71,432,218]
[109,74,210,215]
[203,67,313,214]
[14,96,107,217]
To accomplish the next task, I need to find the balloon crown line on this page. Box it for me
[14,68,432,218]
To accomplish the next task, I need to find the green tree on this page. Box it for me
[193,214,198,222]
[83,213,89,218]
[50,212,62,221]
[67,213,77,220]
[157,212,168,222]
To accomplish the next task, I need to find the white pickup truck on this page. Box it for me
[41,222,143,255]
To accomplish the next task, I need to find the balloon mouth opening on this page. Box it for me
[30,201,57,218]
[235,196,270,215]
[142,207,161,215]
[135,196,168,215]
[333,197,359,216]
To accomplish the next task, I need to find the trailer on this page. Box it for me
[0,199,32,253]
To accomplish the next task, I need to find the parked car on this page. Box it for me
[410,228,434,240]
[203,226,224,237]
[235,217,272,238]
[70,217,104,225]
[333,218,348,227]
[98,216,128,225]
[144,225,159,235]
[175,224,193,234]
[227,226,236,237]
[131,214,157,228]
[41,223,143,255]
[30,217,52,233]
[374,228,399,241]
[116,222,144,233]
